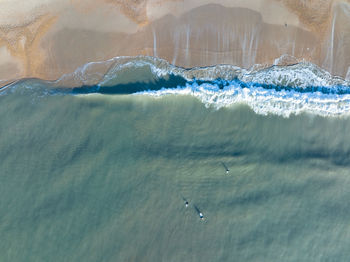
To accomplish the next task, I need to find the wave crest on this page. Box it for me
[55,55,350,88]
[7,55,350,117]
[137,82,350,117]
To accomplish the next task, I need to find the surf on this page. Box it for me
[2,55,350,117]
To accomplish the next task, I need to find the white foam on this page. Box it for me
[101,56,349,88]
[52,55,350,117]
[57,55,350,88]
[136,81,350,117]
[240,62,348,89]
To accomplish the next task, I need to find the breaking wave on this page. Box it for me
[3,55,350,117]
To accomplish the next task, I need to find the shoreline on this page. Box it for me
[1,1,350,84]
[2,53,348,89]
[3,55,350,118]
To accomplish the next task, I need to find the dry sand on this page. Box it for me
[1,0,350,86]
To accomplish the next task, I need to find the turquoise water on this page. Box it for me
[2,72,350,261]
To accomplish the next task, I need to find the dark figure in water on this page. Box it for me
[194,205,204,220]
[199,212,204,220]
[221,162,229,174]
[181,195,189,207]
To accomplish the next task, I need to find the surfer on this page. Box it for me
[194,204,204,220]
[222,162,229,174]
[199,212,204,220]
[185,201,189,207]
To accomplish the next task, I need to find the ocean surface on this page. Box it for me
[2,57,350,261]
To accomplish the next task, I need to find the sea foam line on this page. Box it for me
[135,81,350,117]
[6,55,350,117]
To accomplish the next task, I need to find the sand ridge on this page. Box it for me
[0,14,58,78]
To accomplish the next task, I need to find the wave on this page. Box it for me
[137,82,350,117]
[54,55,349,88]
[3,56,350,117]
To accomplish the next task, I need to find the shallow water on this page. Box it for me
[1,83,350,261]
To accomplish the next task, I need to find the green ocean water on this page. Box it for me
[1,87,350,262]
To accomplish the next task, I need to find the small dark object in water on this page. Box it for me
[194,205,204,220]
[221,162,229,174]
[199,212,204,220]
[185,201,189,207]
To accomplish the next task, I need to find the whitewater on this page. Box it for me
[2,55,350,117]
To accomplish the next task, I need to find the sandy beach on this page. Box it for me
[1,0,350,86]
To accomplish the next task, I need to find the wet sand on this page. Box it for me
[1,0,350,86]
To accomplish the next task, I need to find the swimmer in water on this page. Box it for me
[222,162,229,174]
[199,212,204,220]
[185,201,189,207]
